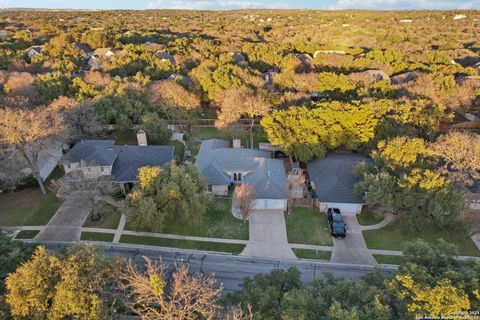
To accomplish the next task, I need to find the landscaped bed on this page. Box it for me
[363,221,480,257]
[15,230,40,239]
[81,232,115,242]
[83,202,121,229]
[0,189,62,227]
[285,207,333,246]
[120,235,245,254]
[125,197,249,240]
[293,248,332,261]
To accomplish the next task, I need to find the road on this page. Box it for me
[42,242,397,294]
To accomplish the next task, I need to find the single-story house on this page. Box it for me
[155,51,176,66]
[72,42,92,59]
[26,46,43,59]
[60,140,175,193]
[307,153,369,214]
[195,139,289,210]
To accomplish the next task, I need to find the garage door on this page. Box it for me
[324,203,359,215]
[254,199,287,210]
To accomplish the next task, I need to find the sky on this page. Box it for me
[0,0,479,10]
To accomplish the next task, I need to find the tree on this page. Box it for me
[148,80,201,121]
[119,257,222,319]
[233,184,256,221]
[142,112,171,144]
[432,131,480,188]
[123,163,212,232]
[33,72,72,102]
[373,137,431,172]
[5,245,122,320]
[216,86,271,148]
[49,96,101,140]
[0,106,66,195]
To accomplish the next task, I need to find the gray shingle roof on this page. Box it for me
[112,146,174,182]
[61,140,117,166]
[195,139,288,199]
[307,153,369,204]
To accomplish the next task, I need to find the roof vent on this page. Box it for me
[232,139,241,148]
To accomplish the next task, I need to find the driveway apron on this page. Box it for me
[241,209,296,260]
[35,193,91,242]
[331,215,377,265]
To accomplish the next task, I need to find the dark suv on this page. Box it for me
[327,208,346,238]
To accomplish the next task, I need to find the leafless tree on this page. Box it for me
[119,257,222,320]
[52,171,118,219]
[215,86,271,149]
[0,106,66,195]
[432,131,480,189]
[49,96,102,140]
[233,183,256,221]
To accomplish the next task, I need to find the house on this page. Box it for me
[195,139,289,210]
[307,153,369,214]
[390,71,417,85]
[72,42,92,59]
[93,47,115,58]
[313,50,346,58]
[0,30,11,40]
[87,48,116,69]
[26,46,42,59]
[155,51,176,66]
[399,19,412,23]
[453,14,466,20]
[348,69,390,85]
[230,52,247,67]
[60,139,175,194]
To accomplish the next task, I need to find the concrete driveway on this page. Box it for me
[35,193,91,242]
[241,209,296,260]
[331,215,376,265]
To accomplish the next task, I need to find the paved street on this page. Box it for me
[42,242,397,294]
[35,193,90,242]
[241,209,296,260]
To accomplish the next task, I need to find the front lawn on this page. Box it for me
[120,235,245,254]
[374,254,405,265]
[83,202,121,229]
[285,207,333,246]
[81,232,115,242]
[357,210,385,226]
[15,230,40,239]
[294,248,332,260]
[125,197,249,240]
[363,221,480,257]
[0,189,62,226]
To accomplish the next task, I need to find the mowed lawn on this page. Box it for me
[285,207,333,246]
[125,197,249,240]
[83,202,122,229]
[363,221,480,257]
[0,188,62,226]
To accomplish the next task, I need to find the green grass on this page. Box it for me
[168,140,185,161]
[120,235,245,253]
[83,202,121,229]
[191,127,268,148]
[363,221,480,257]
[105,129,138,145]
[0,189,62,226]
[357,210,385,226]
[285,207,333,246]
[294,248,332,260]
[374,254,405,265]
[125,197,249,240]
[15,230,40,239]
[80,232,115,242]
[192,127,229,140]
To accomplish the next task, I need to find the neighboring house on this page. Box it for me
[453,14,466,20]
[307,153,369,214]
[72,42,92,59]
[399,19,412,23]
[60,140,175,193]
[26,46,42,59]
[0,30,11,40]
[87,48,115,69]
[195,139,289,210]
[348,69,390,84]
[390,71,417,85]
[313,50,346,58]
[230,52,247,67]
[155,51,176,66]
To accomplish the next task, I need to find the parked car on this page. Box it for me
[327,208,346,238]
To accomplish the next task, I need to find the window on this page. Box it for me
[101,167,104,172]
[207,185,212,192]
[238,172,242,181]
[233,173,237,181]
[233,172,242,182]
[67,164,71,169]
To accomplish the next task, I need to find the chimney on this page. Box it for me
[232,139,241,148]
[137,130,148,146]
